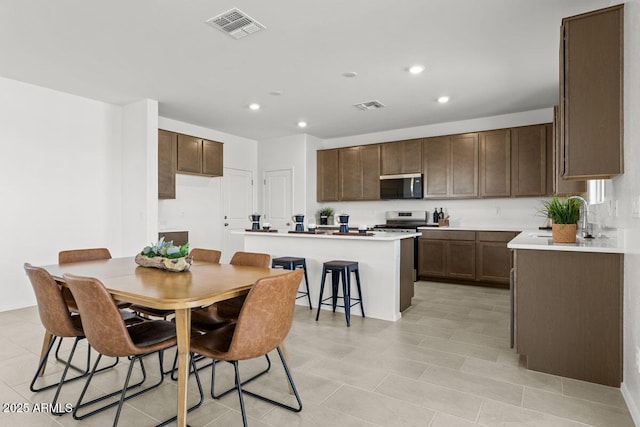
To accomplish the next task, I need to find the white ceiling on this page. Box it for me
[0,0,611,141]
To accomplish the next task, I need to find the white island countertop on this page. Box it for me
[418,225,526,232]
[235,230,420,241]
[507,229,624,254]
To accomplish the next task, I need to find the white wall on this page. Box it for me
[0,76,124,311]
[615,0,640,422]
[157,117,258,251]
[314,109,554,228]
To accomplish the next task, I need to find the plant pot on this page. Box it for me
[320,215,328,225]
[134,254,192,272]
[552,224,577,243]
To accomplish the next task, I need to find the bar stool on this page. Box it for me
[315,260,365,326]
[271,257,312,309]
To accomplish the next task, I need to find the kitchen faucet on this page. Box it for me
[568,195,593,238]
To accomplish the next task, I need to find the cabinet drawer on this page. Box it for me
[477,231,518,243]
[421,230,476,241]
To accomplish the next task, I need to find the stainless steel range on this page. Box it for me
[373,211,435,232]
[374,211,436,281]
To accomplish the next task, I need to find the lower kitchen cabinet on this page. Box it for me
[418,230,476,281]
[514,249,622,386]
[419,229,517,287]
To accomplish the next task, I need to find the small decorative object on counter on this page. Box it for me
[540,196,581,243]
[292,214,305,231]
[135,237,191,272]
[338,213,350,233]
[249,213,261,230]
[438,208,445,220]
[358,225,368,234]
[308,223,317,233]
[432,209,440,224]
[438,215,450,227]
[318,207,334,225]
[263,222,271,231]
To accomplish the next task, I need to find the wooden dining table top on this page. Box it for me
[42,256,290,310]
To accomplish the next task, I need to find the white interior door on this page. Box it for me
[223,168,254,263]
[264,169,293,231]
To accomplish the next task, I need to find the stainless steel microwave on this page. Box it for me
[379,174,423,199]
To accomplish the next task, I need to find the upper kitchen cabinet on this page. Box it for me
[550,107,586,195]
[380,139,422,175]
[317,148,340,202]
[176,134,223,177]
[158,129,177,199]
[479,129,511,198]
[423,133,478,199]
[511,125,546,197]
[560,5,623,179]
[339,145,380,201]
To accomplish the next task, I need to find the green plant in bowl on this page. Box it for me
[318,207,334,217]
[540,196,581,243]
[541,196,581,224]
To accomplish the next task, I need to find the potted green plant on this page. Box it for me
[541,196,582,243]
[318,207,334,225]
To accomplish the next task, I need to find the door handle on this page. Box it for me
[224,223,229,226]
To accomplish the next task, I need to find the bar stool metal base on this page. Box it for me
[315,260,364,326]
[271,257,312,309]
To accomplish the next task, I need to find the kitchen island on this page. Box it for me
[508,230,624,386]
[238,231,419,321]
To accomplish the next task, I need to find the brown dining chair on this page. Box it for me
[190,251,270,331]
[24,263,92,415]
[130,248,222,320]
[63,273,202,426]
[189,269,304,426]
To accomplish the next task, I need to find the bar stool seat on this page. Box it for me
[271,257,312,309]
[315,260,365,326]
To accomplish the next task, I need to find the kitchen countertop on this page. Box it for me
[418,225,526,232]
[235,230,420,241]
[507,229,624,253]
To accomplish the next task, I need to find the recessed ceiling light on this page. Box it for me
[249,103,260,110]
[408,65,425,75]
[342,71,358,78]
[297,121,307,128]
[437,96,450,104]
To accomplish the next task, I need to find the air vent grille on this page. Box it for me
[353,100,386,111]
[206,8,266,39]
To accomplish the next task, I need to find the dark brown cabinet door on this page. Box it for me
[317,149,339,201]
[511,125,546,197]
[381,139,422,175]
[479,130,510,198]
[339,147,362,200]
[380,141,401,175]
[447,241,476,280]
[418,238,446,277]
[423,136,450,198]
[360,144,380,200]
[551,107,586,195]
[158,130,177,199]
[561,5,623,179]
[339,145,380,201]
[476,231,517,285]
[177,134,202,174]
[202,139,223,177]
[450,133,478,198]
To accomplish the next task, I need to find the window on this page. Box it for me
[588,179,606,205]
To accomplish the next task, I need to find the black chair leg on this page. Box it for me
[316,270,327,321]
[331,271,339,312]
[31,336,89,393]
[301,262,312,309]
[342,269,351,327]
[211,355,272,399]
[155,355,206,427]
[233,361,249,427]
[354,268,365,317]
[241,347,303,413]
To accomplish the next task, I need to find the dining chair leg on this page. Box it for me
[240,346,303,413]
[232,361,249,427]
[38,331,53,377]
[53,336,119,375]
[210,355,272,399]
[30,336,89,393]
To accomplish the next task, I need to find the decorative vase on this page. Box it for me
[134,254,192,272]
[552,224,577,243]
[320,215,328,225]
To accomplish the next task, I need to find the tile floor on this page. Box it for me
[0,281,634,426]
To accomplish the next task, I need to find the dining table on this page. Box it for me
[40,256,290,427]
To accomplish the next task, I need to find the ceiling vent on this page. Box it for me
[205,8,265,39]
[353,100,386,111]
